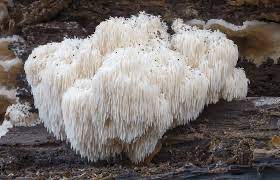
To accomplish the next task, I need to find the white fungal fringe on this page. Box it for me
[0,120,12,138]
[4,102,40,127]
[0,102,40,138]
[24,12,248,163]
[171,19,240,103]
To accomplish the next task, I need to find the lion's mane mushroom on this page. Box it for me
[24,12,248,163]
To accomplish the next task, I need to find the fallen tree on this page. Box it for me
[0,97,279,178]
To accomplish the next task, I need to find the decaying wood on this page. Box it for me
[0,97,279,178]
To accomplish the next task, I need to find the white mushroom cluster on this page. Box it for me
[24,12,248,163]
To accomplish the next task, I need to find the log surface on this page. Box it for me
[0,97,279,178]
